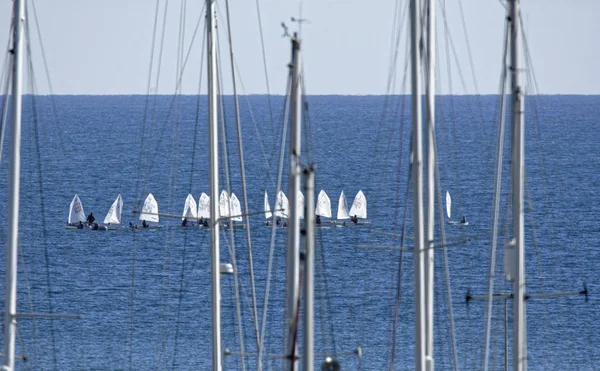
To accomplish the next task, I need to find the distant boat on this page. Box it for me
[138,193,160,229]
[298,191,305,219]
[336,191,350,221]
[348,190,367,224]
[66,194,86,228]
[446,191,468,226]
[102,194,123,230]
[264,190,272,219]
[197,192,210,222]
[274,190,289,219]
[219,190,230,219]
[181,194,198,226]
[229,193,243,222]
[315,190,332,220]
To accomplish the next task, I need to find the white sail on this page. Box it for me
[274,190,289,218]
[298,191,305,219]
[103,194,123,225]
[198,192,210,219]
[337,191,349,220]
[264,191,272,219]
[182,194,198,220]
[68,194,86,224]
[348,190,367,219]
[446,191,452,220]
[219,190,230,218]
[315,190,332,218]
[230,193,243,222]
[139,193,159,223]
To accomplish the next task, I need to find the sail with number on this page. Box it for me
[182,194,198,220]
[139,193,159,223]
[103,194,123,225]
[68,194,86,224]
[230,193,243,222]
[274,190,289,218]
[219,190,230,219]
[336,191,349,220]
[315,190,331,218]
[348,190,367,219]
[198,192,210,219]
[264,191,272,219]
[446,191,452,220]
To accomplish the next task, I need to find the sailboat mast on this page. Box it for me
[4,0,25,370]
[206,0,222,370]
[303,166,315,371]
[285,35,302,371]
[425,0,436,368]
[410,0,426,369]
[509,0,526,369]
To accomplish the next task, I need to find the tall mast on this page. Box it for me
[424,0,435,368]
[303,166,315,371]
[509,0,526,369]
[207,0,222,370]
[4,0,25,370]
[410,0,426,370]
[285,35,302,371]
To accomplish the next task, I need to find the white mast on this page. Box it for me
[510,0,526,369]
[206,1,222,370]
[425,0,435,368]
[303,166,315,371]
[4,0,25,370]
[410,0,426,369]
[285,35,302,371]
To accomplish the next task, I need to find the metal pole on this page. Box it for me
[4,1,25,370]
[425,0,435,368]
[285,35,302,371]
[510,1,526,370]
[207,1,221,370]
[504,298,508,371]
[411,0,426,369]
[303,166,315,371]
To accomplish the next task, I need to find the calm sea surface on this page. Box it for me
[0,95,598,370]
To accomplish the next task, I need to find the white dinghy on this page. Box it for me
[264,190,273,220]
[271,190,289,226]
[446,191,468,226]
[138,193,161,229]
[315,190,332,225]
[181,194,198,227]
[102,194,124,230]
[197,192,210,226]
[335,191,350,225]
[66,194,87,229]
[348,190,368,225]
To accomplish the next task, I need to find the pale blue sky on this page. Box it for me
[1,0,598,95]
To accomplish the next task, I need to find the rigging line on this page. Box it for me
[0,58,11,165]
[258,74,292,369]
[233,58,277,186]
[254,0,276,149]
[388,171,412,370]
[456,0,480,94]
[224,0,260,353]
[29,0,66,154]
[134,0,163,214]
[24,19,58,370]
[216,26,247,371]
[483,10,509,370]
[432,118,459,371]
[188,14,207,193]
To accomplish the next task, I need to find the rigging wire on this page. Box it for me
[224,0,261,354]
[0,8,15,165]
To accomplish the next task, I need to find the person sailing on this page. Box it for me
[181,218,188,227]
[142,220,149,228]
[87,212,95,225]
[351,215,358,224]
[316,215,321,224]
[461,215,467,224]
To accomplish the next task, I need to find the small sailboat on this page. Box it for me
[219,189,230,220]
[66,194,86,228]
[298,191,305,219]
[102,194,124,230]
[181,194,197,227]
[446,191,468,226]
[197,192,210,226]
[264,190,272,219]
[272,190,289,226]
[335,191,350,225]
[229,193,243,222]
[348,190,367,224]
[315,190,332,224]
[138,193,160,229]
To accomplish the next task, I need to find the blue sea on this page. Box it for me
[0,94,598,370]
